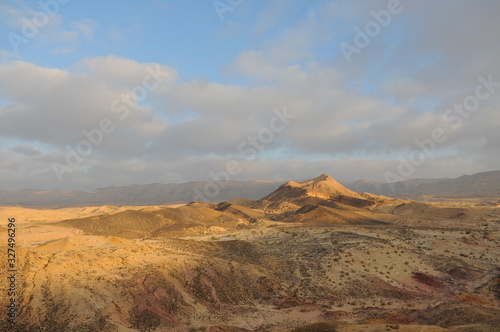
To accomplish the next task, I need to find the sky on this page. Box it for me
[0,0,499,191]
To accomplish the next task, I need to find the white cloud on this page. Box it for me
[0,56,174,152]
[1,1,500,190]
[71,19,96,41]
[0,1,98,55]
[253,0,295,36]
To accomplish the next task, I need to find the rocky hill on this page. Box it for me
[1,170,500,207]
[1,174,499,331]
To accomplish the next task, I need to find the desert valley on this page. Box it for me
[2,1,500,331]
[1,173,499,332]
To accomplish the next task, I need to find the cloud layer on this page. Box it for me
[0,0,499,190]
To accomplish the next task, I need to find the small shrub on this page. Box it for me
[291,322,338,332]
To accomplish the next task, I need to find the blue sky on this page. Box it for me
[1,0,499,191]
[3,0,320,82]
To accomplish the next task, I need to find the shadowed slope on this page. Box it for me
[58,203,246,239]
[252,174,392,224]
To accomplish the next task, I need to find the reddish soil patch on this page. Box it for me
[321,310,350,320]
[272,298,317,309]
[459,294,489,305]
[449,267,482,280]
[412,272,445,288]
[208,326,251,332]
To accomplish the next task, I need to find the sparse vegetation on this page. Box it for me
[291,322,338,332]
[3,174,499,331]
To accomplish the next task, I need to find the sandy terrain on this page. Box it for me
[1,175,498,331]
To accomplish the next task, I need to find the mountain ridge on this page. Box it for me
[2,173,499,330]
[1,170,499,207]
[345,169,500,198]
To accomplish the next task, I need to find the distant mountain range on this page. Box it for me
[345,169,500,198]
[1,170,499,207]
[0,181,280,207]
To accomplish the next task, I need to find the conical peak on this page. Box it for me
[298,173,336,186]
[261,173,367,204]
[281,174,334,188]
[296,174,363,198]
[317,174,332,181]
